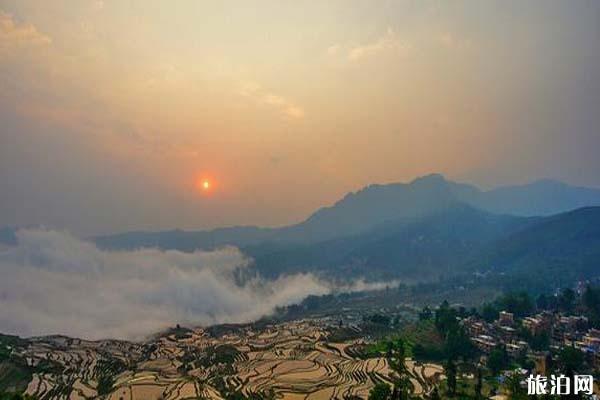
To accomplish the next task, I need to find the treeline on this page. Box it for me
[479,285,600,327]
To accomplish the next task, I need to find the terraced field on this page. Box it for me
[4,320,444,400]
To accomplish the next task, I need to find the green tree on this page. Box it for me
[583,285,600,328]
[499,292,533,317]
[387,339,406,373]
[481,303,498,323]
[487,346,509,375]
[368,383,391,400]
[559,346,584,376]
[558,288,576,313]
[433,301,477,362]
[536,293,549,310]
[419,306,433,321]
[435,301,456,335]
[445,327,476,360]
[394,375,411,400]
[445,359,457,397]
[474,368,483,399]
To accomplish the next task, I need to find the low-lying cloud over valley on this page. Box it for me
[0,229,391,340]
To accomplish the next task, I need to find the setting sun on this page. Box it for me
[197,178,213,193]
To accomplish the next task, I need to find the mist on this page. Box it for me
[0,229,392,340]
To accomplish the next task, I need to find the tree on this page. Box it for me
[558,288,576,313]
[387,339,406,373]
[445,358,457,397]
[445,327,476,361]
[559,346,584,376]
[394,376,411,400]
[482,303,498,323]
[474,368,483,399]
[368,314,391,326]
[419,306,433,321]
[430,388,441,400]
[536,293,549,310]
[499,292,533,317]
[435,301,456,335]
[386,341,394,359]
[432,301,477,362]
[487,346,509,375]
[583,285,600,328]
[368,383,391,400]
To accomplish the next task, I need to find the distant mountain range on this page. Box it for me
[87,174,600,250]
[3,174,600,285]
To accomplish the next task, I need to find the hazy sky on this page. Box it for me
[1,0,600,235]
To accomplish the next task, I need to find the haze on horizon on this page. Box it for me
[1,0,600,236]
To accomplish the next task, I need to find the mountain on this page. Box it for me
[458,179,600,216]
[273,173,463,243]
[93,173,466,250]
[337,205,534,278]
[247,205,534,280]
[475,206,600,282]
[250,205,600,287]
[89,174,600,252]
[4,181,600,287]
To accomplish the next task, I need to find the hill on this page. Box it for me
[459,179,600,216]
[250,206,600,287]
[475,206,600,284]
[247,205,534,280]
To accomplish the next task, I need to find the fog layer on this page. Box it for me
[0,229,389,340]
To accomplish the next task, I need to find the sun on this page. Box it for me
[196,177,214,193]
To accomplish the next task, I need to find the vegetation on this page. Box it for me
[583,285,600,328]
[94,357,126,397]
[487,346,509,375]
[367,383,391,400]
[198,345,240,368]
[444,359,456,397]
[0,392,36,400]
[96,373,114,396]
[433,301,477,361]
[0,362,31,395]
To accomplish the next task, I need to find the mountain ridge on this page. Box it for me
[3,174,600,254]
[92,174,600,251]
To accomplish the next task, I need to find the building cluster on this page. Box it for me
[462,310,600,373]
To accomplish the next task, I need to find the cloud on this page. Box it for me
[0,11,51,52]
[329,28,409,62]
[0,229,391,340]
[240,81,305,119]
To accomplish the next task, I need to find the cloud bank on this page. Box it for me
[0,11,51,52]
[0,229,388,340]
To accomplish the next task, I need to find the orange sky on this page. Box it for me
[1,1,600,235]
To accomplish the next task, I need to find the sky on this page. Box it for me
[1,0,600,235]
